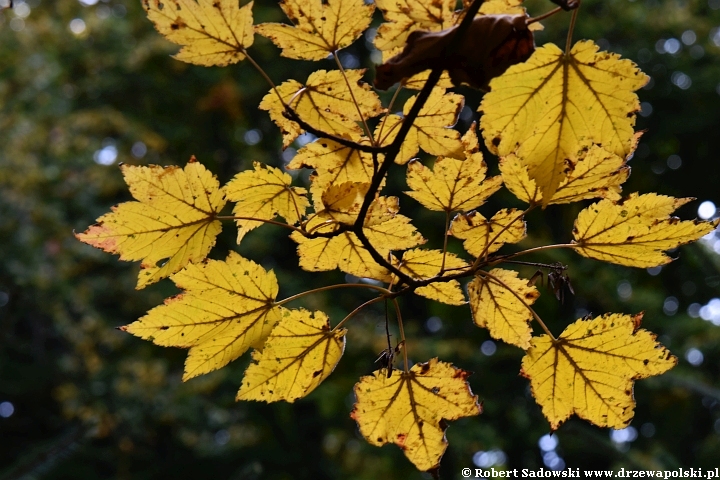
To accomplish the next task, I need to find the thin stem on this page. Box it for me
[391,298,409,372]
[440,211,451,273]
[334,52,376,145]
[376,86,402,143]
[333,296,385,332]
[527,6,562,25]
[276,283,390,307]
[472,205,536,268]
[488,243,577,267]
[243,49,284,106]
[479,270,556,340]
[565,6,580,55]
[216,215,304,234]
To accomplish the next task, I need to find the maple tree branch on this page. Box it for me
[282,108,384,153]
[277,283,391,307]
[471,205,536,269]
[478,269,557,340]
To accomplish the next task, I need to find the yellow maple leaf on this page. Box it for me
[237,309,346,402]
[373,0,456,52]
[120,252,282,380]
[480,40,648,201]
[351,358,482,471]
[450,208,526,257]
[468,269,539,349]
[291,214,425,282]
[572,193,719,268]
[376,87,464,165]
[256,0,373,61]
[143,0,254,67]
[521,313,677,430]
[287,138,375,188]
[405,125,503,212]
[76,159,225,289]
[500,145,631,205]
[260,69,383,148]
[395,249,468,305]
[224,162,310,243]
[318,182,399,226]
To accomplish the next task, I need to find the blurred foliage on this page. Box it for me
[0,0,719,478]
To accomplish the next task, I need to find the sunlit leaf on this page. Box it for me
[521,313,676,429]
[468,269,539,349]
[376,87,464,165]
[373,0,456,52]
[143,0,254,67]
[256,0,373,60]
[76,158,225,288]
[405,125,502,212]
[450,208,526,257]
[351,358,482,471]
[260,69,383,148]
[480,40,648,201]
[395,249,468,305]
[500,145,631,205]
[224,162,310,243]
[318,182,399,226]
[572,193,719,267]
[237,309,346,402]
[287,138,375,190]
[119,252,282,380]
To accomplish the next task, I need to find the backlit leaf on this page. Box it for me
[572,193,719,267]
[260,69,383,147]
[468,269,539,349]
[373,0,456,52]
[376,87,464,165]
[521,313,676,429]
[318,182,399,226]
[76,159,225,289]
[120,252,282,380]
[143,0,254,67]
[450,208,526,257]
[395,249,468,305]
[224,162,310,243]
[256,0,373,60]
[500,145,631,205]
[351,358,482,471]
[237,309,346,402]
[480,41,648,201]
[405,125,502,212]
[287,138,375,189]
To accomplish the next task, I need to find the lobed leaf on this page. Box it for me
[287,138,375,191]
[224,162,310,243]
[500,145,631,205]
[351,358,482,472]
[256,0,373,61]
[521,313,676,429]
[572,193,719,267]
[75,159,225,289]
[405,125,502,212]
[143,0,254,67]
[237,309,346,402]
[468,269,539,349]
[394,249,468,305]
[480,40,648,201]
[120,252,282,380]
[450,208,526,258]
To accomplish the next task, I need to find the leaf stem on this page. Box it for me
[479,270,556,340]
[565,3,580,55]
[276,283,391,307]
[333,52,376,146]
[332,296,386,332]
[375,86,402,143]
[440,211,451,273]
[216,215,304,233]
[527,6,563,25]
[488,243,577,267]
[391,298,409,372]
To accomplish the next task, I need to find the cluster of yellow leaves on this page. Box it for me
[76,0,720,473]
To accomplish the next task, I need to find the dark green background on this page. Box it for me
[1,0,719,478]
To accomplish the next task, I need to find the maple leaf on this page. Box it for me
[373,0,456,53]
[317,182,399,226]
[450,208,526,258]
[224,162,310,243]
[500,145,631,205]
[119,252,282,380]
[260,69,383,148]
[480,40,648,201]
[468,269,539,349]
[394,249,468,305]
[237,309,346,402]
[405,125,503,212]
[255,0,373,61]
[291,214,425,282]
[76,159,225,289]
[143,0,254,67]
[287,138,375,189]
[521,313,677,429]
[572,193,719,268]
[376,87,464,165]
[351,358,482,472]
